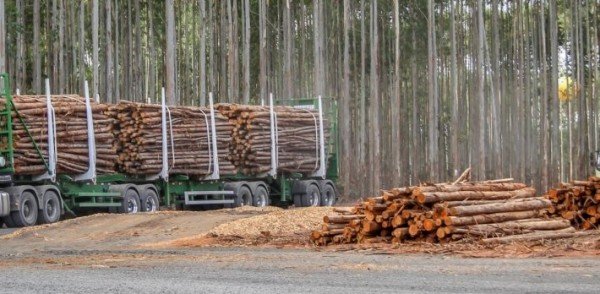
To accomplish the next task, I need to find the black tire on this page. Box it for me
[293,194,303,207]
[140,189,160,212]
[2,215,15,228]
[37,190,61,224]
[118,189,141,214]
[234,186,253,207]
[302,184,321,207]
[252,186,270,207]
[10,191,38,227]
[320,184,336,207]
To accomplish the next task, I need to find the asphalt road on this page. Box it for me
[0,247,598,293]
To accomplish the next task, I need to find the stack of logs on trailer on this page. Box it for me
[312,178,579,246]
[216,103,328,175]
[545,176,600,230]
[4,95,117,175]
[2,96,329,178]
[112,101,237,177]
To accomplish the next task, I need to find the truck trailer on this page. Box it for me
[0,74,339,227]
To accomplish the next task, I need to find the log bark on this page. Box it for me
[415,188,536,204]
[448,199,551,217]
[446,210,544,226]
[481,227,577,244]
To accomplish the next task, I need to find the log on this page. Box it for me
[414,188,537,204]
[446,210,544,226]
[481,227,577,244]
[448,199,551,217]
[455,218,571,234]
[323,214,365,224]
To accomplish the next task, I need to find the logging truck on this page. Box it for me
[0,74,339,227]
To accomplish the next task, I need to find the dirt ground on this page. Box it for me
[1,206,600,270]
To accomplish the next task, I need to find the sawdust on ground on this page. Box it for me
[164,207,333,248]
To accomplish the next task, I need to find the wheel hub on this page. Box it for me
[47,200,55,216]
[311,192,319,206]
[145,198,156,212]
[128,199,138,213]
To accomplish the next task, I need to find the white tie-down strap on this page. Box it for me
[166,106,176,172]
[73,81,97,182]
[147,88,170,181]
[197,107,212,177]
[268,93,278,178]
[34,79,57,182]
[310,96,326,179]
[205,93,220,180]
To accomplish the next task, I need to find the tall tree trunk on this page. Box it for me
[69,1,77,93]
[52,0,58,90]
[410,20,418,184]
[114,0,120,101]
[126,0,132,100]
[79,1,85,93]
[340,0,351,196]
[199,0,206,105]
[427,0,439,181]
[549,0,560,183]
[58,0,65,93]
[476,0,486,180]
[135,0,142,101]
[242,0,250,104]
[259,0,267,100]
[227,0,238,102]
[490,0,501,180]
[391,0,401,185]
[92,0,99,98]
[283,0,293,99]
[147,2,154,102]
[33,0,41,93]
[450,0,459,177]
[314,0,325,97]
[165,0,176,105]
[15,0,24,92]
[369,0,380,193]
[358,0,367,194]
[539,0,549,190]
[105,0,113,103]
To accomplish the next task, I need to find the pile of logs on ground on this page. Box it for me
[112,101,236,176]
[217,103,329,175]
[3,95,117,175]
[545,176,600,230]
[311,177,579,246]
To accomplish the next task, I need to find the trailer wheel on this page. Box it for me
[119,189,140,214]
[234,186,253,207]
[302,184,321,207]
[37,190,61,224]
[10,191,39,227]
[252,186,269,207]
[140,189,159,212]
[320,184,336,207]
